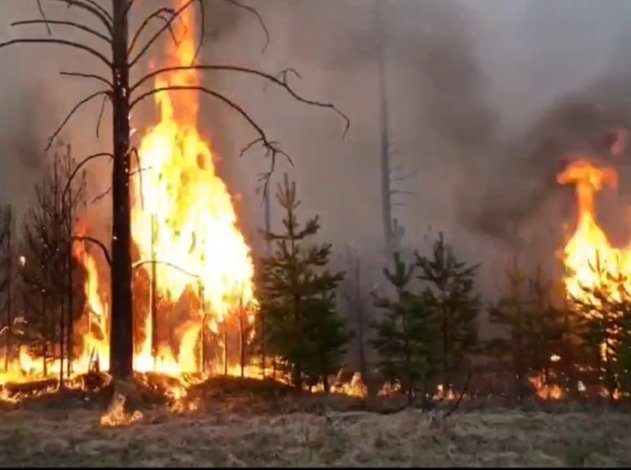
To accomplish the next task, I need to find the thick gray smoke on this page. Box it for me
[2,0,631,299]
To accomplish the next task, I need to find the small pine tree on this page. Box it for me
[371,252,439,405]
[487,259,566,401]
[415,233,480,391]
[258,174,349,390]
[572,256,628,400]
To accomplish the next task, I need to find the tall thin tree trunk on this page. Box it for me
[199,283,206,373]
[110,0,134,380]
[239,300,245,378]
[4,206,11,372]
[261,189,271,377]
[66,211,73,378]
[54,160,65,389]
[376,1,392,256]
[42,294,48,377]
[223,320,228,376]
[354,259,367,380]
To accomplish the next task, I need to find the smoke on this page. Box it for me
[2,0,631,297]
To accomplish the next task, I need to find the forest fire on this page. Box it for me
[130,0,256,377]
[557,158,630,303]
[0,0,256,398]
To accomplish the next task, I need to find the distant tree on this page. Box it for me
[371,252,440,405]
[415,233,480,391]
[486,258,565,401]
[258,174,349,390]
[19,144,86,380]
[0,205,14,370]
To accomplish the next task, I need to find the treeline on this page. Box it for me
[4,157,631,406]
[255,174,631,404]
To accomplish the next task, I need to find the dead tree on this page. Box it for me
[374,0,414,256]
[0,205,14,371]
[0,0,348,381]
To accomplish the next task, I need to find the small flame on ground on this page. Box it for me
[100,394,143,428]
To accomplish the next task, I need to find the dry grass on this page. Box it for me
[0,407,629,467]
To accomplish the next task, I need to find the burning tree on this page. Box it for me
[416,233,480,393]
[0,0,348,381]
[371,252,440,406]
[18,144,86,382]
[258,174,349,391]
[486,258,566,402]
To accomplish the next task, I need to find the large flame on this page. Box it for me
[72,222,110,373]
[0,0,255,390]
[557,158,631,301]
[131,0,256,375]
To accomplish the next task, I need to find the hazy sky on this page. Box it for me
[2,0,631,296]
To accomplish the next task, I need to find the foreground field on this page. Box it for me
[0,407,629,467]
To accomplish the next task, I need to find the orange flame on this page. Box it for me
[557,158,630,372]
[131,0,256,375]
[73,222,110,373]
[557,158,630,302]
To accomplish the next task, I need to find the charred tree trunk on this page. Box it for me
[110,0,134,380]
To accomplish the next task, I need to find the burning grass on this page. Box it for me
[0,406,629,467]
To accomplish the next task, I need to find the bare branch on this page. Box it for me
[61,152,114,203]
[0,38,112,67]
[132,84,303,201]
[130,65,350,137]
[72,236,112,267]
[221,0,269,53]
[123,0,138,19]
[60,71,113,89]
[131,85,264,134]
[47,90,110,150]
[128,7,179,55]
[129,0,196,68]
[40,0,112,32]
[193,0,205,65]
[11,19,110,42]
[129,147,144,210]
[238,137,264,159]
[35,1,52,35]
[80,0,112,22]
[263,68,302,92]
[91,185,111,204]
[95,93,110,138]
[90,155,146,208]
[132,260,199,280]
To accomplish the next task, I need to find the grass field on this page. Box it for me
[0,406,629,467]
